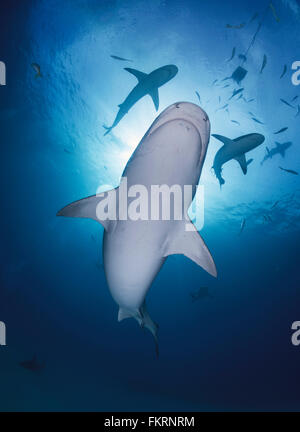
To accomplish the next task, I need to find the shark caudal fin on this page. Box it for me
[118,303,159,357]
[212,165,225,187]
[103,125,112,136]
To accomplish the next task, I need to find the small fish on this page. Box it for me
[222,84,230,89]
[260,55,267,74]
[218,96,221,103]
[64,148,73,154]
[239,218,246,235]
[252,117,265,124]
[249,12,259,23]
[226,23,245,29]
[211,79,218,86]
[280,98,295,109]
[31,63,42,78]
[231,120,240,125]
[237,93,243,100]
[280,65,287,79]
[248,111,255,116]
[271,200,280,209]
[247,98,255,102]
[274,127,288,134]
[110,55,133,62]
[263,214,272,222]
[227,47,236,62]
[295,105,300,117]
[195,91,201,104]
[291,96,298,102]
[229,88,244,100]
[270,2,280,23]
[279,166,298,175]
[238,54,247,62]
[216,103,228,112]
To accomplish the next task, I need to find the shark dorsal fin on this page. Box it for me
[149,88,159,111]
[124,67,147,82]
[211,134,233,146]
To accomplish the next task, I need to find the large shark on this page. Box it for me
[260,141,292,165]
[58,102,217,354]
[212,133,265,186]
[103,64,178,135]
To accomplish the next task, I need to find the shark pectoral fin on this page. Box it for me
[234,154,248,174]
[56,188,118,231]
[163,221,217,277]
[124,67,147,82]
[211,134,233,146]
[149,88,159,111]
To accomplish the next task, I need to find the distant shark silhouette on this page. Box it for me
[190,287,213,302]
[19,355,44,372]
[103,65,178,135]
[260,141,292,165]
[212,133,265,186]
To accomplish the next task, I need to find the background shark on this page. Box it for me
[212,133,265,186]
[103,64,178,135]
[19,355,44,372]
[261,141,292,164]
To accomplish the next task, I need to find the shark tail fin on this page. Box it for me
[103,125,112,136]
[118,303,159,357]
[219,177,225,186]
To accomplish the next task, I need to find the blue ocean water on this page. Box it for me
[0,0,300,411]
